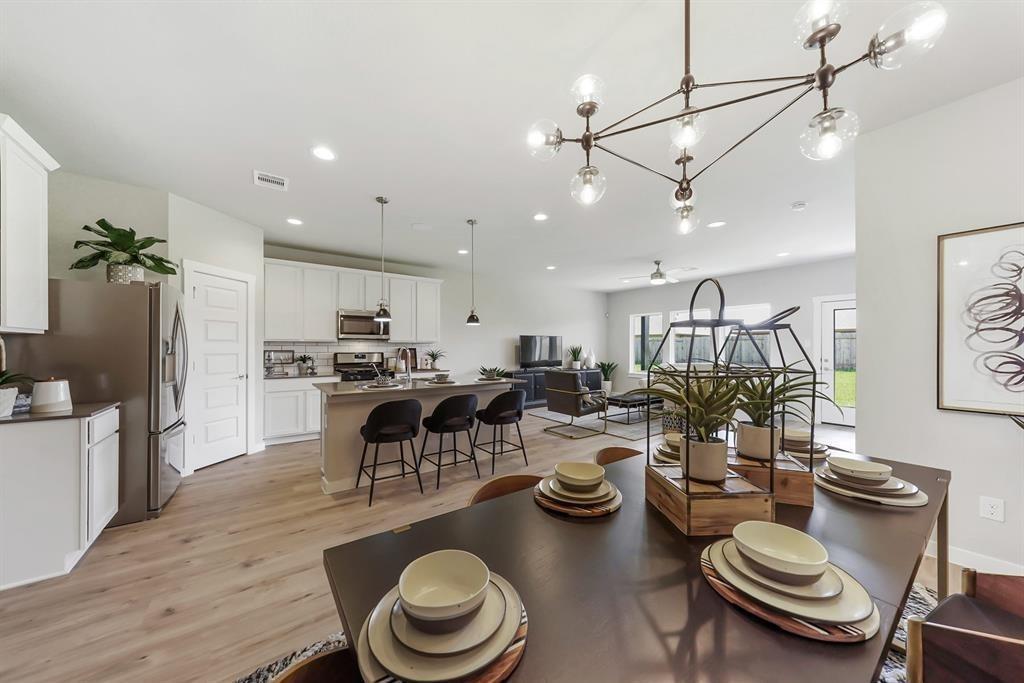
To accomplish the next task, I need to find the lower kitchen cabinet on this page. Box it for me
[264,376,335,444]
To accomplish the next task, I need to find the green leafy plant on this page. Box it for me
[425,348,446,363]
[296,354,313,364]
[597,361,619,381]
[478,366,508,378]
[0,370,34,389]
[567,345,584,362]
[734,364,841,427]
[628,367,739,442]
[70,218,177,275]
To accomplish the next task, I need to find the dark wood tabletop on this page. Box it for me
[323,455,950,682]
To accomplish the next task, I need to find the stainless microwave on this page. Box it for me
[337,309,390,340]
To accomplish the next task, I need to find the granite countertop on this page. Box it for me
[265,371,341,380]
[0,401,120,425]
[317,376,525,398]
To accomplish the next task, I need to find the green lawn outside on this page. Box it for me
[834,369,856,408]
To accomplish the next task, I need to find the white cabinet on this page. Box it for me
[388,277,417,342]
[305,389,322,433]
[302,267,337,341]
[0,115,59,334]
[87,432,119,543]
[338,271,366,311]
[264,390,305,438]
[416,280,441,343]
[365,274,386,311]
[264,262,304,340]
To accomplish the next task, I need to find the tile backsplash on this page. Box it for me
[264,341,432,368]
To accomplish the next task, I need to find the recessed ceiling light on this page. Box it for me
[790,201,807,212]
[457,249,469,255]
[777,251,791,257]
[534,213,549,221]
[546,265,557,270]
[286,217,303,225]
[621,278,631,283]
[957,259,969,267]
[311,145,336,161]
[707,220,727,228]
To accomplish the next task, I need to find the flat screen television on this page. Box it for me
[519,335,562,368]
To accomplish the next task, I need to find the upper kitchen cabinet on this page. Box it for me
[415,280,441,343]
[0,115,59,334]
[338,271,365,311]
[301,267,337,341]
[264,261,304,340]
[387,277,416,342]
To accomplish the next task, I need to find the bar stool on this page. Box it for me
[473,389,528,474]
[356,398,423,506]
[418,394,480,489]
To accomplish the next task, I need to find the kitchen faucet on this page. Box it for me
[396,347,412,384]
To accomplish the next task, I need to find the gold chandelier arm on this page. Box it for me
[690,85,815,183]
[593,143,680,184]
[595,88,684,136]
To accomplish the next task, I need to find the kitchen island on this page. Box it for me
[316,377,525,494]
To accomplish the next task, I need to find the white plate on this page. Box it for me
[815,465,917,495]
[361,383,403,390]
[365,573,522,682]
[539,476,616,505]
[722,540,843,600]
[814,475,930,507]
[426,380,457,385]
[475,377,505,383]
[709,539,873,624]
[548,477,611,501]
[390,580,505,656]
[827,456,892,481]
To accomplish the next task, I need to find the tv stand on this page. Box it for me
[509,367,602,408]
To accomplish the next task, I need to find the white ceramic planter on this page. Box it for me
[735,422,781,461]
[680,438,728,483]
[601,380,612,396]
[571,361,582,369]
[0,387,17,418]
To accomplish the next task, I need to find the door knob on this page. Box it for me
[236,374,247,380]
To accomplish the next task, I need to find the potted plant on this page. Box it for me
[567,345,584,370]
[70,218,177,284]
[296,354,314,376]
[734,366,840,460]
[424,348,446,370]
[597,361,618,396]
[478,366,508,380]
[0,370,33,418]
[629,369,739,483]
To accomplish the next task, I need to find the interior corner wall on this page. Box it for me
[856,78,1024,572]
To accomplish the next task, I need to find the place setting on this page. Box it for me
[780,426,832,461]
[533,462,623,517]
[356,549,528,682]
[701,521,880,643]
[426,372,456,385]
[814,455,929,507]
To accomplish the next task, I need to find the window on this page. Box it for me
[667,308,713,365]
[628,313,664,374]
[721,303,772,366]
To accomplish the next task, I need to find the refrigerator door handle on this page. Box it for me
[172,302,189,414]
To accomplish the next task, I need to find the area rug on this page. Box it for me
[237,584,937,683]
[529,409,662,441]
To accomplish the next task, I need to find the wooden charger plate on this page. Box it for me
[700,544,879,643]
[533,483,623,517]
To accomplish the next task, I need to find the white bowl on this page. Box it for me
[826,456,892,482]
[554,462,605,492]
[663,432,684,449]
[732,521,829,585]
[398,550,490,625]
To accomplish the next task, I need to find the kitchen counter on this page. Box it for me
[265,371,340,380]
[0,401,119,425]
[316,376,523,398]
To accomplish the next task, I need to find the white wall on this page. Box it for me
[856,78,1024,573]
[604,257,856,388]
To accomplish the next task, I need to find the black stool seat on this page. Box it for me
[423,414,474,433]
[474,390,528,474]
[419,394,480,489]
[357,399,424,506]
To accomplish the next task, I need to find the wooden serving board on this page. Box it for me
[728,451,814,507]
[700,546,878,643]
[644,465,773,536]
[533,485,623,517]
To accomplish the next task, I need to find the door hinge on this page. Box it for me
[192,285,197,299]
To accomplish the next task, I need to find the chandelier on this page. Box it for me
[527,0,948,235]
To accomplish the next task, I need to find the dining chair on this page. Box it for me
[270,646,359,682]
[595,446,642,466]
[474,389,528,474]
[356,398,424,506]
[468,474,542,506]
[419,394,481,489]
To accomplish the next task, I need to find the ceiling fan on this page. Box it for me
[619,260,696,286]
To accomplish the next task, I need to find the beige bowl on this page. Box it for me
[732,521,829,585]
[398,550,490,629]
[663,432,683,449]
[554,462,605,492]
[826,456,892,482]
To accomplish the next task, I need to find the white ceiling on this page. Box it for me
[1,1,1021,291]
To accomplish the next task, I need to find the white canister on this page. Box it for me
[30,379,73,413]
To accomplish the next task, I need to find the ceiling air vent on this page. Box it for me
[253,170,289,191]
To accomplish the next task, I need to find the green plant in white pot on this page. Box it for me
[630,370,739,483]
[567,345,584,370]
[597,361,618,396]
[424,348,446,370]
[0,370,33,418]
[70,218,177,284]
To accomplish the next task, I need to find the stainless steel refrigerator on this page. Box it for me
[6,279,188,525]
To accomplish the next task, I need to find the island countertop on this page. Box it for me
[316,376,524,398]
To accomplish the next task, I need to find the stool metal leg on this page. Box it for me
[469,429,481,479]
[368,443,381,506]
[516,421,528,465]
[356,441,368,489]
[408,438,424,494]
[400,440,406,478]
[419,431,428,470]
[436,432,443,490]
[491,423,498,474]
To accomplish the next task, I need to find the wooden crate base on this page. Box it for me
[728,451,814,507]
[645,465,774,536]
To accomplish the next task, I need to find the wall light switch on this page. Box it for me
[979,496,1005,522]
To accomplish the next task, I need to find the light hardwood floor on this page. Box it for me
[0,417,947,682]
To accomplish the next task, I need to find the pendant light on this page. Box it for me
[465,219,480,326]
[373,196,392,322]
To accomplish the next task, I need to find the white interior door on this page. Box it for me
[190,270,249,469]
[818,299,856,426]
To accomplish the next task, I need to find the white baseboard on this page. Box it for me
[926,540,1024,575]
[248,440,266,454]
[264,433,318,447]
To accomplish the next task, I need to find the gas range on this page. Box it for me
[333,351,395,382]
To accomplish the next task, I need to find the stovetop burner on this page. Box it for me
[334,364,395,382]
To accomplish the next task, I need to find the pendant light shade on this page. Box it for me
[373,196,392,323]
[466,219,480,326]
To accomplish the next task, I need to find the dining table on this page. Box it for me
[323,453,950,682]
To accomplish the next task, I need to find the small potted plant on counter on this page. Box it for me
[0,370,34,418]
[597,361,618,396]
[424,348,446,370]
[70,218,177,284]
[478,366,508,380]
[567,345,584,370]
[296,354,314,376]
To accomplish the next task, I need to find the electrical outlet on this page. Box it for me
[979,496,1005,522]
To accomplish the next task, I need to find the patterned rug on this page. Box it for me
[528,409,661,441]
[237,585,937,683]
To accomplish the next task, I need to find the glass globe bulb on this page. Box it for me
[870,1,947,70]
[570,166,607,206]
[799,107,860,161]
[793,0,848,47]
[526,119,562,160]
[676,205,699,235]
[570,74,605,109]
[669,107,705,149]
